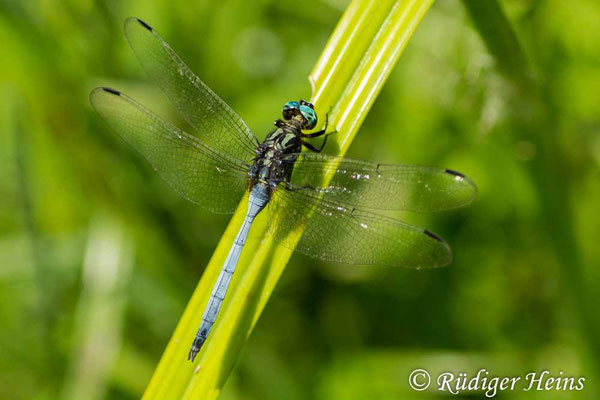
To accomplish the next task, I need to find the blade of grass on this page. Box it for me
[142,1,434,399]
[462,0,534,89]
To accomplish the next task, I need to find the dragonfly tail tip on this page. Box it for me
[188,347,200,362]
[187,336,205,362]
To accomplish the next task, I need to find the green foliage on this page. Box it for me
[0,0,599,399]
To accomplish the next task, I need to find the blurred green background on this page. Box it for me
[1,0,599,399]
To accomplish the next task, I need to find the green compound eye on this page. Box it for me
[282,101,300,111]
[299,105,317,129]
[282,101,300,120]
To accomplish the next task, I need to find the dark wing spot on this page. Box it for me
[102,87,120,96]
[445,169,465,178]
[137,18,153,31]
[424,230,443,242]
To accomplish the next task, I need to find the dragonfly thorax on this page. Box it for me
[250,122,303,189]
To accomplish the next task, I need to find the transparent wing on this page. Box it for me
[124,17,258,162]
[284,153,477,212]
[267,185,452,268]
[90,87,249,214]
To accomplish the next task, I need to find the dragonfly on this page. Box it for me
[90,17,477,362]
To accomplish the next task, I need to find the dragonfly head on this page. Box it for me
[282,99,317,130]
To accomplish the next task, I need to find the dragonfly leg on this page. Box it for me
[302,112,336,152]
[302,134,330,153]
